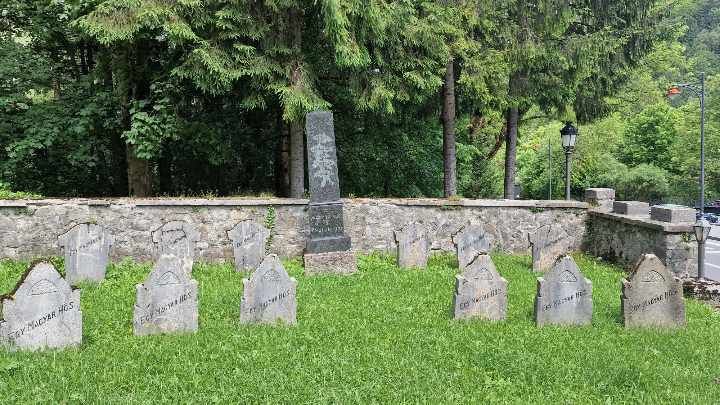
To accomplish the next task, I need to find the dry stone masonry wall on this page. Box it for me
[0,199,588,262]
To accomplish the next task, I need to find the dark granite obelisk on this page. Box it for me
[303,111,357,274]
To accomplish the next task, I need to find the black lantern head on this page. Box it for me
[560,121,578,151]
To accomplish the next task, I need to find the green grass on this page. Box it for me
[1,253,719,403]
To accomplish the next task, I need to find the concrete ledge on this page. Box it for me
[589,210,693,233]
[0,198,589,209]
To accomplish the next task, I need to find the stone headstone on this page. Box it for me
[453,254,507,321]
[650,204,695,223]
[613,201,650,216]
[621,254,685,328]
[528,225,561,272]
[395,222,430,269]
[303,111,357,274]
[151,221,200,262]
[133,254,198,336]
[58,223,114,285]
[534,256,592,326]
[240,254,297,325]
[0,261,82,351]
[227,220,270,272]
[452,224,491,269]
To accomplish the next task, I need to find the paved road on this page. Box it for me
[705,225,720,281]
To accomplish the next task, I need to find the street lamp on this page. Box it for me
[694,218,711,279]
[560,122,578,200]
[667,72,706,213]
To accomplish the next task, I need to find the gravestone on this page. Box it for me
[0,261,82,351]
[303,111,357,274]
[58,223,114,285]
[395,222,430,269]
[227,220,270,272]
[528,225,562,272]
[452,224,491,269]
[240,254,297,325]
[151,221,200,262]
[534,256,593,326]
[621,254,685,328]
[453,254,508,321]
[133,254,198,336]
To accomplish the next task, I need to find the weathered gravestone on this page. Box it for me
[227,220,270,272]
[303,111,357,274]
[152,221,200,263]
[528,225,563,272]
[58,223,114,285]
[133,254,198,336]
[621,254,685,328]
[240,254,297,325]
[534,256,593,326]
[395,222,430,269]
[0,261,82,351]
[452,224,491,269]
[453,254,507,321]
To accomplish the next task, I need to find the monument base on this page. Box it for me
[305,235,351,254]
[304,250,358,275]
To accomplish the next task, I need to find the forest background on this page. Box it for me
[0,0,717,204]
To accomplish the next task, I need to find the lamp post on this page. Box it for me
[668,72,706,213]
[560,122,578,200]
[694,219,711,279]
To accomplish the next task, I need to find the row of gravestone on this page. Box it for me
[396,223,556,272]
[0,250,684,352]
[454,253,685,329]
[56,220,557,285]
[0,253,296,351]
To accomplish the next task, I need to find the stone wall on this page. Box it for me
[584,211,697,277]
[0,198,588,262]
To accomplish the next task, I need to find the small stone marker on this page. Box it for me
[453,254,507,321]
[528,225,558,272]
[395,222,430,269]
[303,111,358,274]
[240,254,297,325]
[58,223,114,285]
[133,254,198,336]
[227,220,270,272]
[613,201,650,216]
[452,224,491,269]
[534,256,592,327]
[151,220,200,262]
[650,204,695,223]
[0,261,82,351]
[621,254,685,328]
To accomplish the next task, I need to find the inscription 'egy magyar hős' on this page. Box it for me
[452,224,492,269]
[227,220,270,272]
[621,254,685,328]
[534,256,593,326]
[240,254,297,325]
[0,262,82,351]
[58,223,113,285]
[133,254,198,336]
[152,221,200,263]
[453,253,508,321]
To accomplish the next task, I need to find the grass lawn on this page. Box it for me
[0,253,719,403]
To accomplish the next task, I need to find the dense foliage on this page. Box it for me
[0,0,716,202]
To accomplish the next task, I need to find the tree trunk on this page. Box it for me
[441,59,457,197]
[288,7,305,198]
[126,144,152,197]
[275,116,291,197]
[289,120,305,198]
[503,107,519,199]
